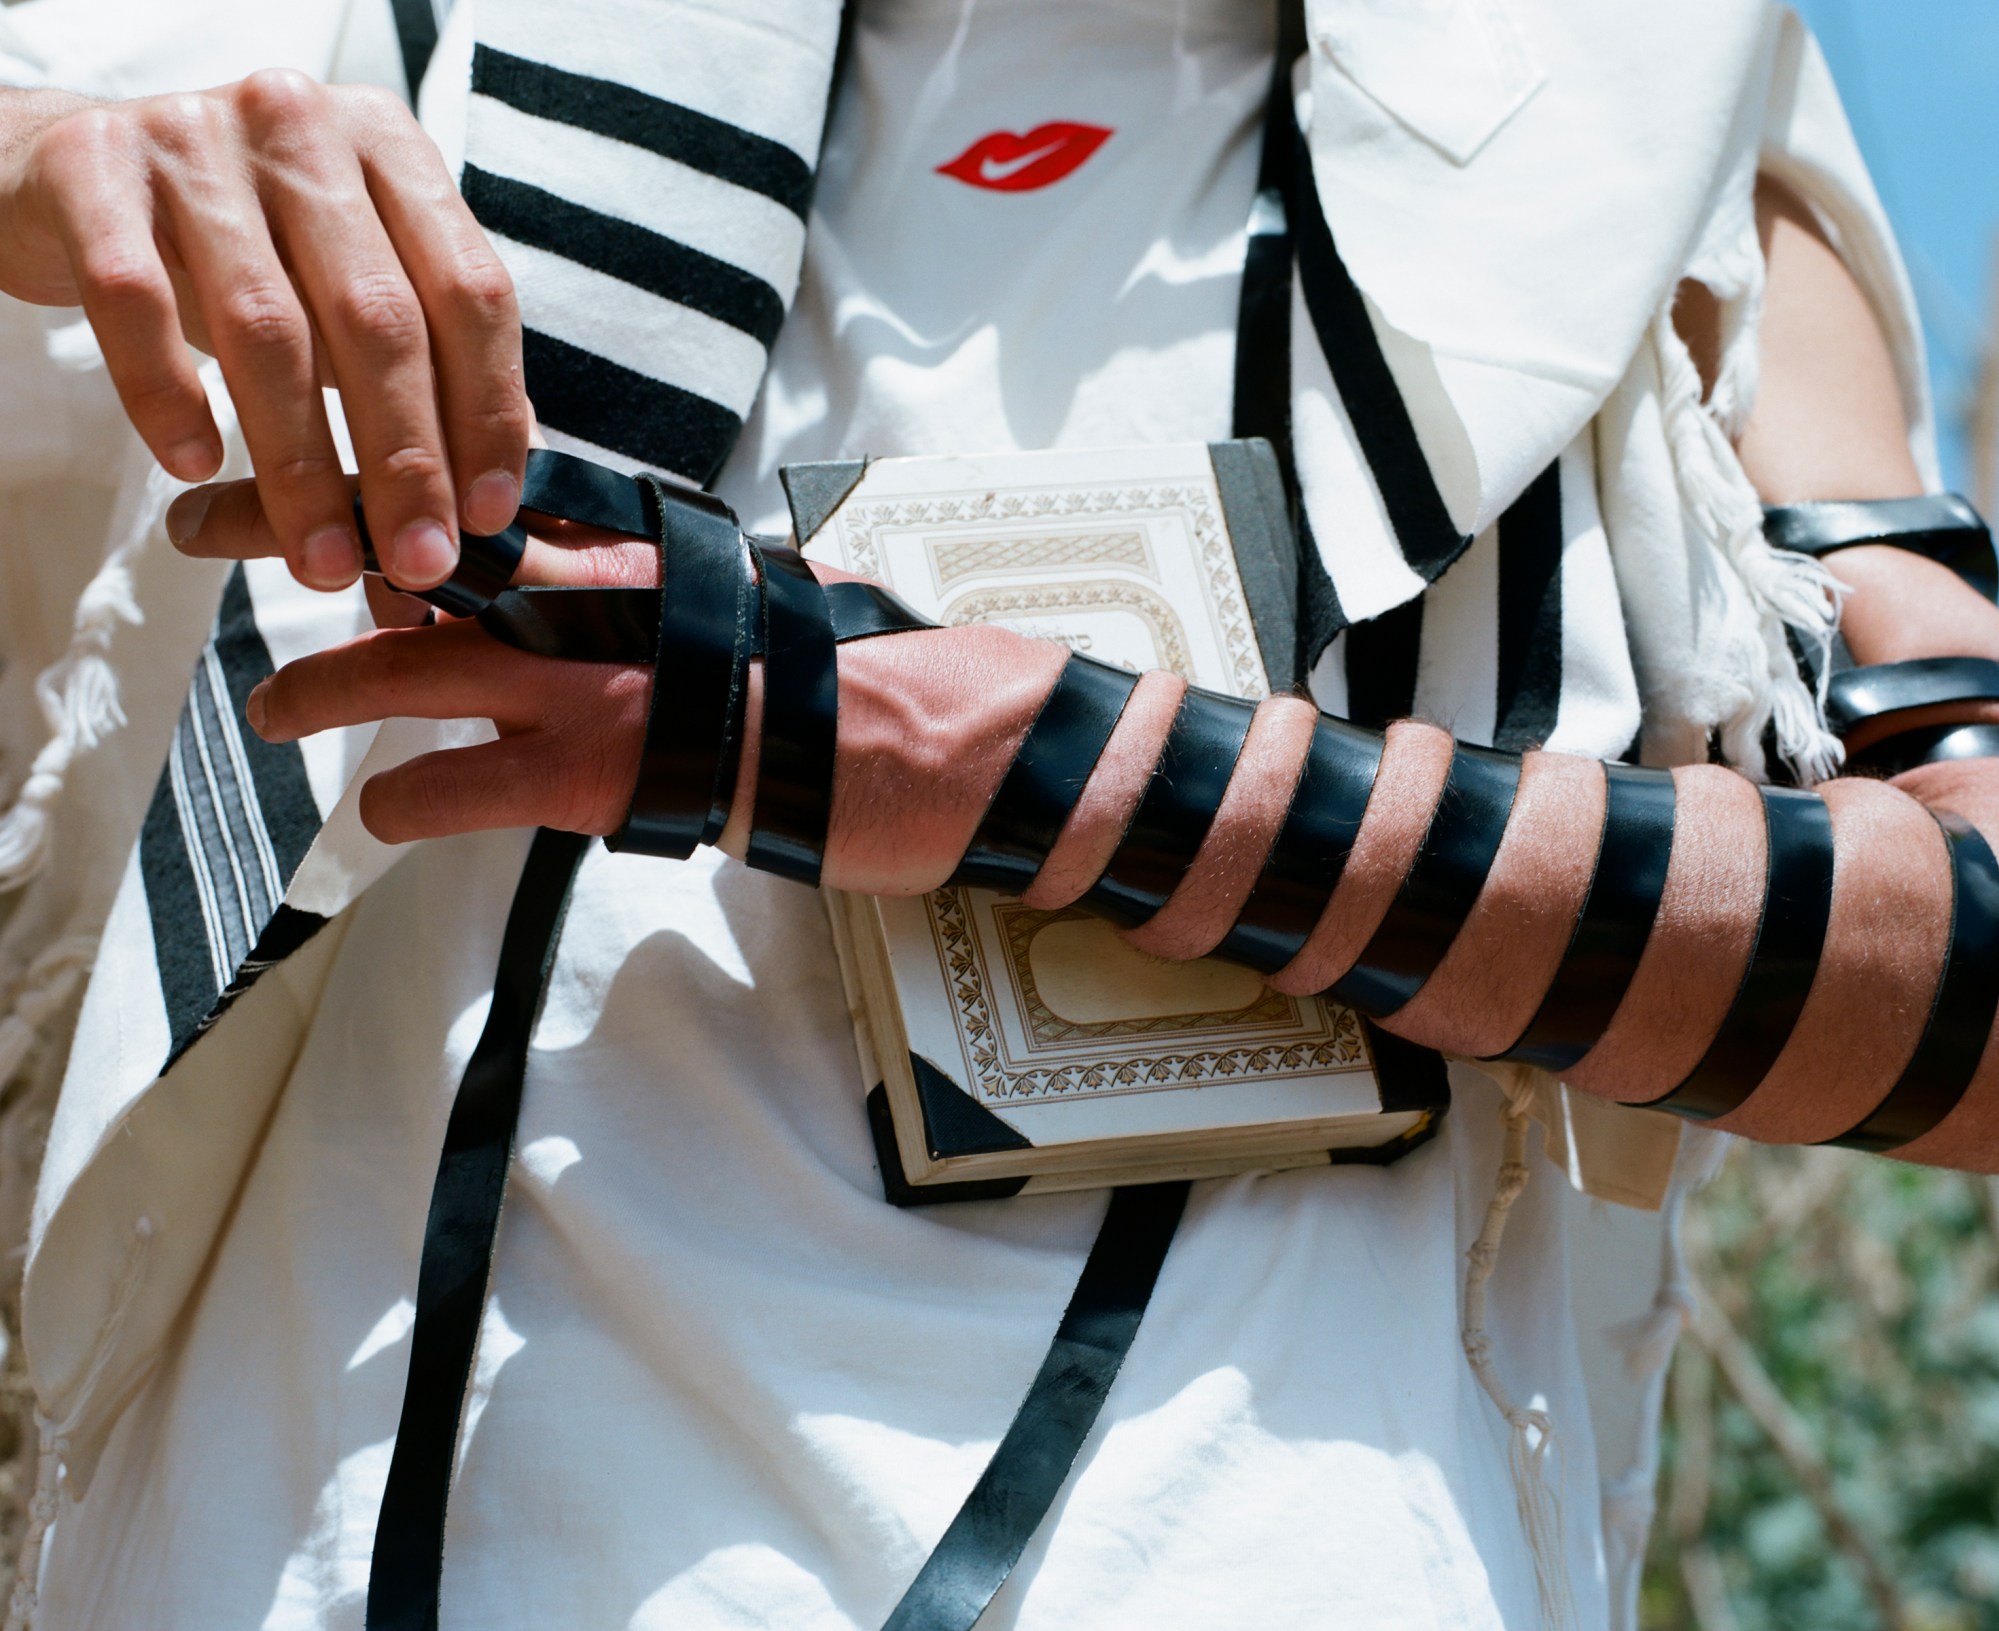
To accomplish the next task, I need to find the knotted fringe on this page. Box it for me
[2,1414,63,1631]
[1651,304,1845,786]
[0,527,151,893]
[1462,1063,1576,1631]
[1603,1126,1731,1386]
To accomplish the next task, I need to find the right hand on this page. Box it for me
[0,72,531,591]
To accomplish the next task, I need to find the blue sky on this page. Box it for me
[1793,0,1999,489]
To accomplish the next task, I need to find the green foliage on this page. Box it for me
[1643,1145,1999,1631]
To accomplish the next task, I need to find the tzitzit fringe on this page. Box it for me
[1652,304,1846,786]
[1462,1062,1577,1631]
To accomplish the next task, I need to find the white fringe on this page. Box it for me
[2,1413,63,1631]
[1652,305,1845,786]
[1462,1064,1576,1631]
[0,533,150,894]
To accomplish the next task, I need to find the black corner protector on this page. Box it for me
[910,1052,1034,1158]
[779,458,870,545]
[1325,1107,1446,1168]
[1361,1021,1453,1116]
[866,1086,1031,1208]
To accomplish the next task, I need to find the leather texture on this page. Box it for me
[1846,720,1999,779]
[745,540,839,885]
[610,476,753,857]
[879,1182,1189,1631]
[954,653,1142,895]
[1763,493,1996,602]
[1084,686,1259,929]
[1645,787,1836,1122]
[1825,656,1999,735]
[1828,814,1999,1153]
[1217,715,1382,972]
[366,827,591,1631]
[1329,746,1521,1018]
[1498,762,1676,1070]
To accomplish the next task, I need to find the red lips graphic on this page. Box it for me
[937,122,1113,192]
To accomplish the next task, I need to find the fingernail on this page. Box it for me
[301,525,361,589]
[464,470,520,536]
[246,681,269,738]
[165,485,218,547]
[165,438,221,482]
[392,520,457,587]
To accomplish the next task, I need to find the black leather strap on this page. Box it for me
[388,0,441,104]
[356,498,530,620]
[609,477,752,857]
[880,1181,1188,1631]
[1763,493,1996,603]
[1217,715,1382,973]
[1084,687,1258,929]
[1645,787,1836,1122]
[479,577,936,664]
[366,826,589,1631]
[1329,746,1521,1018]
[1825,656,1999,735]
[955,653,1141,895]
[1497,763,1677,1071]
[517,447,654,537]
[1846,720,1999,779]
[1827,814,1999,1153]
[746,540,839,885]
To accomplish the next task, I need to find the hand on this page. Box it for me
[0,75,530,591]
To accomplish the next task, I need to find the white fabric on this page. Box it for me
[33,4,1612,1625]
[0,4,1935,1631]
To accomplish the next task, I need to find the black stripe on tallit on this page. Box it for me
[522,328,744,485]
[1292,130,1470,586]
[1494,462,1565,752]
[1344,595,1424,729]
[463,166,786,347]
[140,567,322,1057]
[471,46,815,219]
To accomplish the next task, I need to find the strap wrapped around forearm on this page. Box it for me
[1084,687,1259,929]
[1327,746,1521,1018]
[1826,813,1999,1152]
[1216,716,1382,972]
[745,540,839,885]
[1496,762,1676,1071]
[1641,787,1836,1122]
[1846,721,1999,779]
[1764,493,1995,601]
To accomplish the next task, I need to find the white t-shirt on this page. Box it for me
[41,3,1615,1626]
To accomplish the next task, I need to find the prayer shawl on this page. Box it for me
[0,1,1936,1619]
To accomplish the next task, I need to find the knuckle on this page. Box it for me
[220,283,308,354]
[79,250,167,311]
[263,447,343,492]
[445,253,517,328]
[140,94,229,160]
[332,272,426,353]
[371,442,450,492]
[233,68,325,130]
[335,83,413,132]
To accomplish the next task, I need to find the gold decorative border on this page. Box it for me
[924,888,1366,1104]
[932,528,1148,586]
[994,903,1297,1045]
[945,581,1195,680]
[834,481,1266,697]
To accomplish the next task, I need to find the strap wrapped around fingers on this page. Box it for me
[1642,786,1836,1121]
[1764,493,1995,601]
[1827,813,1999,1152]
[1328,746,1521,1018]
[1083,687,1259,930]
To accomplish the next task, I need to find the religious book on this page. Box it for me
[788,441,1447,1204]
